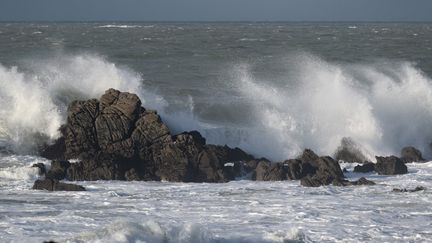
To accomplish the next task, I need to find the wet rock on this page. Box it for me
[283,159,316,180]
[31,163,46,176]
[40,134,66,160]
[375,156,408,175]
[253,161,287,181]
[332,177,376,186]
[353,162,375,173]
[298,149,319,166]
[299,155,345,187]
[334,137,368,163]
[392,186,426,192]
[400,146,425,163]
[46,160,71,180]
[32,179,85,191]
[40,88,257,183]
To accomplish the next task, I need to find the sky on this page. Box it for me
[1,0,431,22]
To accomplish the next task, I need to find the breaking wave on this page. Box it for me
[1,52,432,161]
[0,53,158,153]
[214,53,432,161]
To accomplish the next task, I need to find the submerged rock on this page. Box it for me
[375,156,408,175]
[400,146,425,163]
[392,186,426,193]
[332,177,376,186]
[32,179,85,191]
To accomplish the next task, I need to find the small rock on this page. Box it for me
[375,156,407,175]
[353,162,375,173]
[332,177,376,186]
[46,160,71,180]
[31,163,46,176]
[400,146,425,163]
[253,161,287,181]
[32,179,85,191]
[392,186,426,193]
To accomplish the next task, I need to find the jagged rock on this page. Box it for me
[31,163,46,176]
[392,186,426,192]
[298,152,345,187]
[32,179,85,191]
[283,159,316,180]
[125,168,141,181]
[400,146,425,163]
[40,133,66,160]
[375,156,408,175]
[334,137,368,163]
[39,88,256,183]
[253,161,287,181]
[298,149,319,166]
[46,160,70,180]
[353,162,375,173]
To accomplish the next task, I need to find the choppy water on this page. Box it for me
[1,22,432,242]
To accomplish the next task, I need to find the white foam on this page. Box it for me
[193,53,432,161]
[97,25,141,29]
[0,53,155,154]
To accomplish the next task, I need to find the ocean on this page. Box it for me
[0,22,431,242]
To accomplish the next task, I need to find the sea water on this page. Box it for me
[0,22,432,242]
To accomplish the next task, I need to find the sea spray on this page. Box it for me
[0,54,146,153]
[1,52,432,162]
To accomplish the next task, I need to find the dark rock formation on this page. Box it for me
[253,161,286,181]
[334,137,368,163]
[375,156,408,175]
[31,163,46,176]
[392,186,426,193]
[40,89,254,183]
[38,89,384,188]
[32,179,85,191]
[353,162,375,173]
[400,146,425,163]
[46,160,70,180]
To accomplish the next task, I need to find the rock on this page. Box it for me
[253,161,287,181]
[64,99,100,159]
[375,156,408,175]
[298,149,319,166]
[299,155,345,187]
[353,177,376,185]
[353,162,375,173]
[46,160,71,180]
[31,163,46,176]
[32,179,85,191]
[400,146,425,163]
[283,159,316,180]
[125,168,141,181]
[40,132,66,160]
[392,186,426,192]
[301,174,334,187]
[40,88,257,183]
[334,137,368,163]
[332,177,376,186]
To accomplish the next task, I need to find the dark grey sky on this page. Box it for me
[1,0,431,22]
